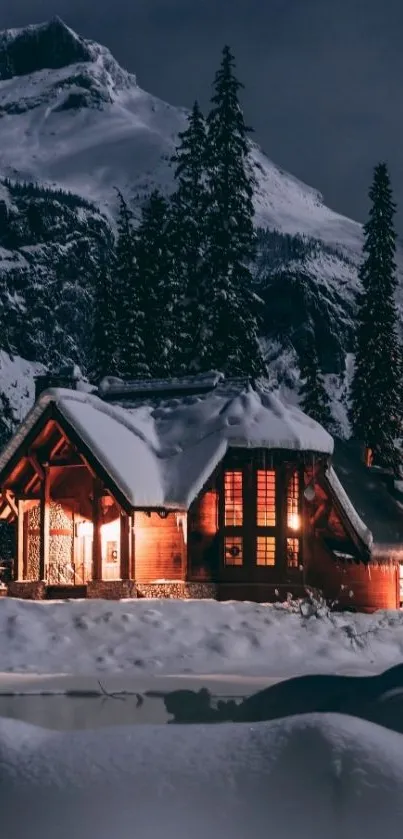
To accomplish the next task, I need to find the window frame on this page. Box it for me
[220,456,303,578]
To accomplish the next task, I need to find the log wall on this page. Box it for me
[134,512,186,583]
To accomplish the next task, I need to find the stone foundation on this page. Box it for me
[136,581,218,599]
[8,581,47,600]
[87,580,138,600]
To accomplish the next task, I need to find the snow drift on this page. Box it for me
[0,712,402,839]
[1,597,403,677]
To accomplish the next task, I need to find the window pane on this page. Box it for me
[257,536,275,566]
[257,470,276,526]
[287,537,300,568]
[287,470,300,531]
[224,536,243,566]
[224,471,243,526]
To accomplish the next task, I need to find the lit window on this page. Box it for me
[224,471,243,526]
[287,537,300,568]
[257,536,276,566]
[257,470,276,526]
[224,536,243,566]
[287,471,300,531]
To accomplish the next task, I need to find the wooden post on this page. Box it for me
[39,467,50,581]
[92,480,102,581]
[131,513,136,581]
[16,499,25,581]
[276,465,287,579]
[120,512,131,580]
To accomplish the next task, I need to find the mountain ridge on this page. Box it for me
[0,18,398,440]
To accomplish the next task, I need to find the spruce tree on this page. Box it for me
[114,189,148,378]
[170,101,207,372]
[135,190,175,376]
[349,162,402,471]
[92,259,119,382]
[298,333,334,431]
[201,45,265,377]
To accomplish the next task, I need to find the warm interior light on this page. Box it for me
[76,520,94,538]
[101,518,120,563]
[288,513,300,531]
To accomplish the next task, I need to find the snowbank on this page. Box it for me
[1,712,403,839]
[1,597,403,679]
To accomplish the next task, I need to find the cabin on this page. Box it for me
[0,370,400,611]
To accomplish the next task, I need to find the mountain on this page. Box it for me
[0,17,399,437]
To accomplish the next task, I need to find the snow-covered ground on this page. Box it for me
[1,712,403,839]
[1,598,403,837]
[1,597,403,681]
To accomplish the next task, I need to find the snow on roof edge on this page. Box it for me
[325,466,373,550]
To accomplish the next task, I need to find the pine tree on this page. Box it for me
[92,259,119,382]
[114,189,148,378]
[201,45,265,377]
[298,333,334,430]
[135,190,175,376]
[349,162,402,471]
[170,100,207,372]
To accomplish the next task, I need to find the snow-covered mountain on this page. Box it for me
[0,17,397,435]
[0,18,363,246]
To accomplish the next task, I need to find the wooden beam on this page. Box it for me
[49,435,67,460]
[39,466,50,581]
[120,512,131,580]
[92,479,103,581]
[24,472,40,494]
[16,499,25,581]
[27,452,45,482]
[4,490,18,518]
[131,513,136,581]
[48,460,85,468]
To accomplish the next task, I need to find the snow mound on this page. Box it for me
[0,713,402,839]
[1,597,403,677]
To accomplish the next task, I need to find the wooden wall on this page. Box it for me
[188,490,219,581]
[305,536,398,612]
[134,512,186,583]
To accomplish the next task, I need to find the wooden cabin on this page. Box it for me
[0,371,400,611]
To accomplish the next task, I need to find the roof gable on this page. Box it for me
[0,375,334,510]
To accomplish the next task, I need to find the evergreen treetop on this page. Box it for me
[298,332,334,431]
[114,188,149,378]
[349,162,402,471]
[170,100,208,373]
[135,189,176,377]
[199,45,264,377]
[92,258,119,382]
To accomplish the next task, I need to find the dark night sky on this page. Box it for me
[1,0,403,228]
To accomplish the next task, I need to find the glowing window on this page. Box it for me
[257,536,276,566]
[287,471,300,531]
[287,537,300,568]
[257,470,276,526]
[224,536,243,566]
[224,471,243,526]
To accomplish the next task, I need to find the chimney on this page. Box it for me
[34,363,82,401]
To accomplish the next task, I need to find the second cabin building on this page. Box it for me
[0,370,401,610]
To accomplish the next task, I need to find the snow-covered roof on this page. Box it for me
[325,465,373,550]
[0,374,334,510]
[331,438,403,553]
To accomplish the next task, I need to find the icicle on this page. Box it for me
[175,513,187,544]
